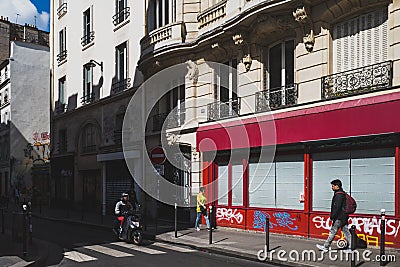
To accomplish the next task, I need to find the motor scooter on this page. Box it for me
[112,208,143,245]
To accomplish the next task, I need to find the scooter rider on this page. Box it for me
[115,193,134,239]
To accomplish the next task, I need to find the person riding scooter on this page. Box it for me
[115,193,134,239]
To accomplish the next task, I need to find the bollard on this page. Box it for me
[208,206,212,245]
[174,203,178,238]
[265,217,270,252]
[1,208,4,234]
[380,209,386,266]
[350,225,356,267]
[28,203,32,244]
[22,209,27,256]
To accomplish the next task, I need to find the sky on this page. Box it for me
[0,0,50,31]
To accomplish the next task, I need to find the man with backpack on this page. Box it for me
[316,179,353,252]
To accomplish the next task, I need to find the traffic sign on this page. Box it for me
[150,146,166,164]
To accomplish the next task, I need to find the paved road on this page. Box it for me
[32,217,273,266]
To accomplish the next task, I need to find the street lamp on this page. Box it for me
[88,59,103,72]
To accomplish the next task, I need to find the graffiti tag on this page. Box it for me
[274,212,299,231]
[216,208,244,224]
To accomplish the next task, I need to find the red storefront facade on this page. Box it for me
[197,92,400,248]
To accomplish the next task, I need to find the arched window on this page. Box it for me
[81,124,97,152]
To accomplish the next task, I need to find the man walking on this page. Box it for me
[195,186,210,231]
[316,179,351,251]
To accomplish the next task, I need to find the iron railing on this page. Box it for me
[321,61,393,99]
[0,70,9,86]
[81,92,95,105]
[111,78,131,94]
[152,113,168,132]
[55,103,66,114]
[207,98,241,121]
[113,7,130,26]
[166,107,186,128]
[256,84,298,112]
[56,50,67,63]
[81,31,95,46]
[57,3,67,18]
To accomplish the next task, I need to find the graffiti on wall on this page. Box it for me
[216,208,244,225]
[30,131,50,162]
[253,210,298,231]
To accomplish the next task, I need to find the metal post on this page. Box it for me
[1,208,4,234]
[265,217,270,252]
[28,202,32,244]
[350,225,356,267]
[380,209,386,266]
[174,203,178,238]
[22,210,27,256]
[208,206,212,245]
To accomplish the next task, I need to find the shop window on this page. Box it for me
[217,164,243,206]
[249,155,304,209]
[312,148,395,215]
[217,165,228,205]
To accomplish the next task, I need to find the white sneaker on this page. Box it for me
[195,227,200,231]
[316,244,329,252]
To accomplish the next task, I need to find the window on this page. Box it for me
[114,0,130,26]
[57,28,67,62]
[249,155,304,209]
[81,124,97,152]
[333,8,388,72]
[82,7,94,46]
[82,64,93,104]
[313,148,395,215]
[217,163,244,207]
[116,42,127,82]
[166,78,185,127]
[59,129,67,153]
[57,0,67,18]
[149,0,174,31]
[58,76,66,105]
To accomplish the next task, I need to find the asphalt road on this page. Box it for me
[32,217,274,266]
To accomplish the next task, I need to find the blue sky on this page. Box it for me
[0,0,50,31]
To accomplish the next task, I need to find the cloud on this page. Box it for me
[0,0,50,31]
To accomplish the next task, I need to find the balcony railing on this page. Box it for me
[166,107,186,129]
[152,113,168,132]
[321,61,393,100]
[81,92,95,105]
[55,103,67,114]
[113,7,130,26]
[197,0,227,29]
[111,78,131,94]
[56,50,67,63]
[141,21,185,52]
[81,31,95,46]
[0,71,9,86]
[57,3,67,18]
[207,98,241,121]
[256,84,298,112]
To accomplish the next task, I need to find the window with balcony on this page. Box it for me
[81,124,97,153]
[113,0,130,26]
[82,64,94,104]
[57,28,67,63]
[56,76,66,113]
[112,42,130,94]
[208,60,239,120]
[322,8,390,99]
[81,7,94,46]
[57,0,67,18]
[148,0,175,31]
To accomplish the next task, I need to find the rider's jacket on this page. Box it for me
[115,200,134,215]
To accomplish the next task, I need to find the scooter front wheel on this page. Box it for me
[131,230,143,245]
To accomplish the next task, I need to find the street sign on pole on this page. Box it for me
[150,146,166,165]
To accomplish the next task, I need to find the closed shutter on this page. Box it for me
[333,8,388,73]
[249,162,275,208]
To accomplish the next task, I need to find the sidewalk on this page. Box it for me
[8,204,400,267]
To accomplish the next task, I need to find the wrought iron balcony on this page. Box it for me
[56,50,67,63]
[321,61,393,100]
[81,31,95,46]
[0,70,9,86]
[113,7,130,26]
[256,84,298,112]
[57,3,67,18]
[55,103,66,114]
[152,113,168,132]
[111,78,131,94]
[207,98,241,121]
[81,92,95,105]
[166,107,186,129]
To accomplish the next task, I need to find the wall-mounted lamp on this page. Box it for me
[88,59,103,72]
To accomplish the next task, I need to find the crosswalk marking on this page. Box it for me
[64,251,97,263]
[84,245,134,258]
[111,242,166,255]
[153,242,196,253]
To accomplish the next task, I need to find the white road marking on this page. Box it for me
[83,244,134,257]
[153,242,196,253]
[111,242,166,255]
[64,251,97,262]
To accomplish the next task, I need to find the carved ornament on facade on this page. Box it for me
[192,147,199,161]
[186,60,199,85]
[293,6,315,53]
[232,33,252,72]
[256,14,293,33]
[166,132,181,146]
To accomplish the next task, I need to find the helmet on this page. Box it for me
[121,193,129,198]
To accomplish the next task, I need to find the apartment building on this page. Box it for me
[139,0,400,247]
[50,0,144,214]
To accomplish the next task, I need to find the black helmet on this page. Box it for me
[121,193,129,198]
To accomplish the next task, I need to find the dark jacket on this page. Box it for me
[330,189,349,224]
